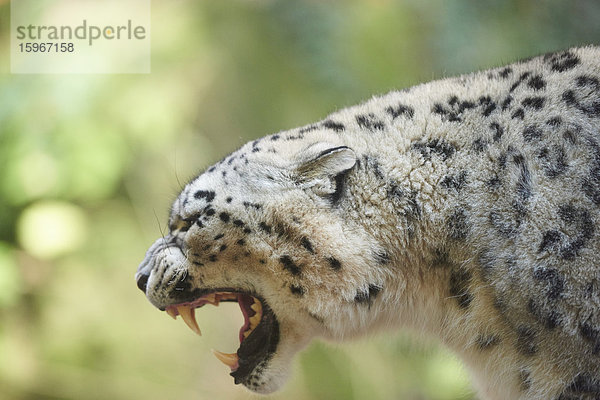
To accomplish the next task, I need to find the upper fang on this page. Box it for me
[177,305,202,336]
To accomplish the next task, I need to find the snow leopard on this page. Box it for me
[136,46,600,399]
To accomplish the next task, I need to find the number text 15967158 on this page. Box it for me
[19,42,74,52]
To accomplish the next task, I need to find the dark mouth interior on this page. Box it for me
[231,295,279,383]
[164,290,279,385]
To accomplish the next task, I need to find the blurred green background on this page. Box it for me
[0,1,599,399]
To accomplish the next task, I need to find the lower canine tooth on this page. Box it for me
[212,349,239,370]
[177,305,202,336]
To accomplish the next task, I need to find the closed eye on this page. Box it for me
[170,213,201,233]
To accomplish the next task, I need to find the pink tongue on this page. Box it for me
[237,294,256,343]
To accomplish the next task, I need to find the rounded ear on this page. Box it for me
[293,143,357,202]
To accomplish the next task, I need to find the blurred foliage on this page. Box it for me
[0,0,599,399]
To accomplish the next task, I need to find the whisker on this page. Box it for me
[154,209,172,256]
[174,151,184,191]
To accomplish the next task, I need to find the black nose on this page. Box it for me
[136,272,149,293]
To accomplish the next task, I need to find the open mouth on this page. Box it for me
[164,290,279,384]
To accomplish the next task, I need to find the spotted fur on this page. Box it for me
[137,46,600,399]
